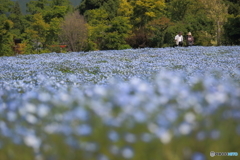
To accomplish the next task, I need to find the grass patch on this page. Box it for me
[97,60,108,63]
[172,65,184,69]
[57,67,74,73]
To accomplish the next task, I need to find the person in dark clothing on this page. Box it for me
[186,32,194,46]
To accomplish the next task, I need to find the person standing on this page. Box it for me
[175,31,183,47]
[186,32,194,46]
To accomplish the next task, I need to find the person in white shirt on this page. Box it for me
[175,32,183,46]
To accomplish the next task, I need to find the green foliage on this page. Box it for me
[86,8,132,50]
[104,16,132,49]
[85,8,109,26]
[132,0,166,28]
[8,2,26,36]
[26,13,49,46]
[26,0,51,15]
[101,0,120,19]
[0,0,239,56]
[81,0,120,20]
[0,17,14,56]
[46,17,62,45]
[84,40,98,51]
[163,0,224,46]
[126,0,167,48]
[194,31,213,46]
[223,0,240,16]
[166,0,192,21]
[52,0,71,6]
[24,0,72,53]
[147,17,173,47]
[79,0,108,14]
[117,0,133,17]
[27,0,71,22]
[0,0,14,56]
[223,15,240,45]
[0,0,13,14]
[44,6,68,23]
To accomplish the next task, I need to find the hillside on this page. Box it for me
[11,0,81,14]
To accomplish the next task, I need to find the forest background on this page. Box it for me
[0,0,239,56]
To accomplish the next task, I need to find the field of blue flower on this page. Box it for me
[0,46,240,160]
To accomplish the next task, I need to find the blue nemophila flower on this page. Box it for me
[196,131,206,141]
[124,133,136,143]
[75,124,92,136]
[108,130,119,142]
[37,104,50,118]
[0,46,239,159]
[23,133,41,151]
[140,133,152,142]
[192,152,206,160]
[121,147,134,159]
[97,154,109,160]
[110,145,119,155]
[210,129,221,139]
[7,111,17,122]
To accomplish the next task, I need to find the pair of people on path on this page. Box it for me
[175,32,194,47]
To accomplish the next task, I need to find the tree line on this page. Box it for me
[0,0,239,56]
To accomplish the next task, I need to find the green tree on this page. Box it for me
[0,18,14,56]
[80,0,120,20]
[102,0,120,19]
[26,0,51,15]
[27,0,71,22]
[25,13,49,52]
[0,0,14,56]
[46,17,62,45]
[131,0,165,28]
[162,0,218,46]
[47,0,73,22]
[0,0,13,14]
[117,0,133,17]
[44,5,69,23]
[104,16,132,49]
[199,0,228,45]
[123,0,166,48]
[166,0,192,22]
[52,0,71,6]
[147,17,173,47]
[224,15,240,45]
[8,2,25,35]
[223,0,240,16]
[79,0,108,14]
[25,0,72,52]
[73,0,240,48]
[85,8,110,50]
[85,8,131,50]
